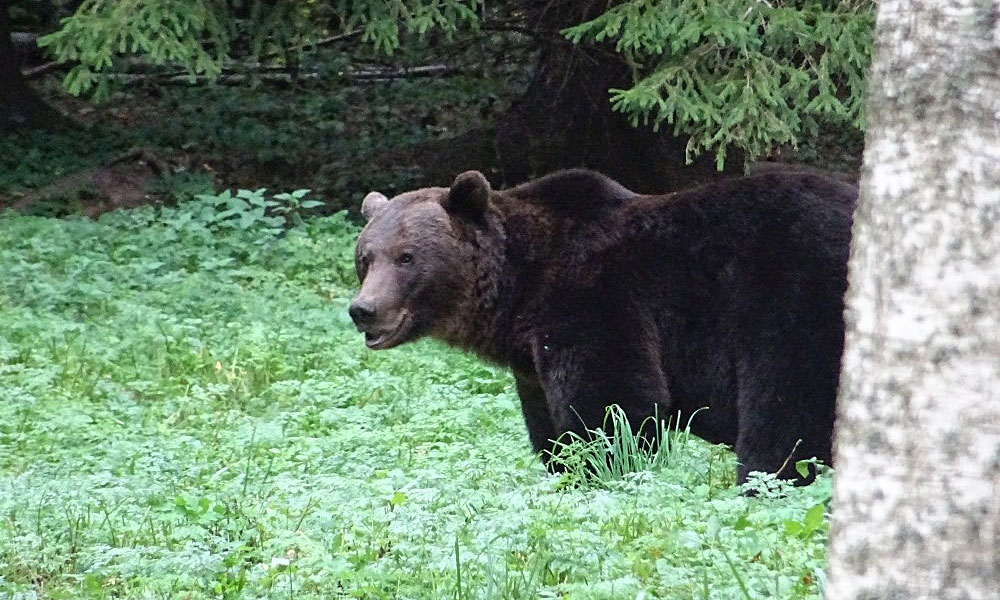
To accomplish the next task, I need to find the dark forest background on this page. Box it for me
[2,0,870,216]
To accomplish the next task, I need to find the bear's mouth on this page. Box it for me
[364,313,412,350]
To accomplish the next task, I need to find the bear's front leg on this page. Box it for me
[513,371,558,458]
[530,335,670,471]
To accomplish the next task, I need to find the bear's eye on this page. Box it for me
[398,253,414,265]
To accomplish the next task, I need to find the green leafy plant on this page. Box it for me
[785,502,827,540]
[272,189,325,226]
[196,188,286,232]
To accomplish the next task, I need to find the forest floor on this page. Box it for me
[0,195,833,599]
[1,47,862,217]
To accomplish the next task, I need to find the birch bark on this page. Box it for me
[826,2,1000,599]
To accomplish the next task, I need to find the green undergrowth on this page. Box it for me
[0,195,831,599]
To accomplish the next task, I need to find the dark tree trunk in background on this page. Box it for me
[0,0,70,133]
[494,0,742,192]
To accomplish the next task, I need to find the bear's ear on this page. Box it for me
[443,171,491,219]
[361,191,389,220]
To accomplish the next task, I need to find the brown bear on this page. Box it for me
[349,169,855,484]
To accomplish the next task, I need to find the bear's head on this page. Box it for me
[349,171,493,349]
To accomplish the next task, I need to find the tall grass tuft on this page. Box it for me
[548,405,700,486]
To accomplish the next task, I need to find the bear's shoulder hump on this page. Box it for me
[507,169,636,209]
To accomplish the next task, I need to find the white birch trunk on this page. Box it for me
[825,2,1000,600]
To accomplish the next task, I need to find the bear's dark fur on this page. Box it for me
[350,169,855,483]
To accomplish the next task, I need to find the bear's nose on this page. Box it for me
[348,300,377,326]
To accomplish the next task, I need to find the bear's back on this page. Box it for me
[494,169,855,303]
[505,169,637,211]
[623,171,855,233]
[522,171,856,308]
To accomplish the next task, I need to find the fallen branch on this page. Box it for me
[349,64,457,80]
[107,146,170,177]
[109,71,322,85]
[22,60,64,79]
[101,63,458,85]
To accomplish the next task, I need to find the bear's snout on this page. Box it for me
[348,299,378,328]
[348,296,413,350]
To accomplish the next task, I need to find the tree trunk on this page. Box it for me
[0,0,70,133]
[494,0,742,192]
[826,2,1000,599]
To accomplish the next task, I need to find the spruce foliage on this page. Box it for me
[564,0,875,165]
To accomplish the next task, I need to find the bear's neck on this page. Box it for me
[433,217,518,366]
